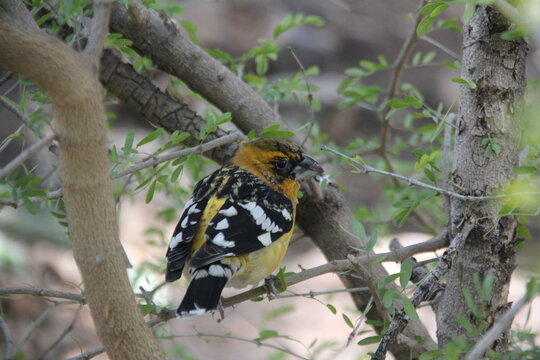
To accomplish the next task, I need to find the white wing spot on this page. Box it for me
[182,198,194,212]
[240,202,257,211]
[215,218,229,230]
[188,206,201,215]
[219,206,238,217]
[169,232,183,249]
[208,264,226,277]
[257,232,272,246]
[212,232,235,248]
[251,205,265,221]
[271,223,282,233]
[181,216,189,229]
[261,217,272,231]
[281,208,292,221]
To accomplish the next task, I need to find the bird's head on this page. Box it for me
[232,138,323,195]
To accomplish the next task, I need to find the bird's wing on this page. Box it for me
[189,175,294,269]
[165,171,216,282]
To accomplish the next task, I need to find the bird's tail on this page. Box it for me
[177,264,231,317]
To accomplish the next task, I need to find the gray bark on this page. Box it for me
[437,5,527,352]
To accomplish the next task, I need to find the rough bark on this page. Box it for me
[100,49,240,163]
[103,3,437,357]
[437,5,527,351]
[0,3,166,360]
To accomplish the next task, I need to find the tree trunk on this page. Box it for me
[437,5,527,353]
[0,4,166,359]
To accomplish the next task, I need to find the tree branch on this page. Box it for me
[112,131,243,179]
[0,133,56,179]
[322,145,540,201]
[83,0,111,68]
[0,7,166,360]
[371,219,475,360]
[0,314,14,360]
[0,287,87,303]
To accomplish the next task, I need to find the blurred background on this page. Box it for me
[1,0,539,359]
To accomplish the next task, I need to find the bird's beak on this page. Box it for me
[294,154,324,180]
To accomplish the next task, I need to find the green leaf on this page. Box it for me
[351,219,366,240]
[23,197,38,214]
[422,51,437,65]
[250,296,264,302]
[402,297,420,322]
[419,3,443,15]
[452,77,477,89]
[342,313,354,328]
[357,335,381,345]
[123,129,136,157]
[419,350,443,360]
[416,16,436,36]
[255,330,280,341]
[481,273,494,302]
[415,154,430,172]
[206,49,234,64]
[145,180,157,203]
[501,26,528,40]
[400,259,413,288]
[140,304,156,316]
[366,231,378,252]
[326,304,337,315]
[517,224,531,240]
[513,166,537,174]
[181,20,200,44]
[429,3,448,17]
[137,128,163,147]
[526,277,538,301]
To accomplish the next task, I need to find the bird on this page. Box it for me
[165,137,324,317]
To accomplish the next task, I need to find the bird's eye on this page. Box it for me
[276,158,288,169]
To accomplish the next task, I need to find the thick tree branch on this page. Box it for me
[84,0,111,68]
[110,0,282,135]
[100,49,239,164]
[0,6,166,360]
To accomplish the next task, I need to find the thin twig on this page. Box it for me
[0,314,14,360]
[84,0,111,68]
[271,287,369,299]
[68,347,105,360]
[322,145,540,201]
[0,95,30,125]
[38,306,82,360]
[421,36,461,60]
[0,71,13,87]
[112,131,242,180]
[176,330,312,360]
[465,293,532,360]
[288,47,315,147]
[17,306,54,351]
[0,287,87,303]
[0,133,56,179]
[380,0,427,151]
[0,124,25,154]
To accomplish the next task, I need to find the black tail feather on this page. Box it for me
[177,271,228,317]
